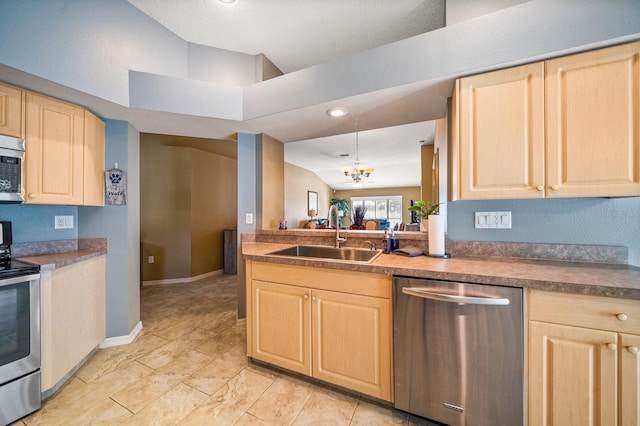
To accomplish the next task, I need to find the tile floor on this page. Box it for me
[16,273,436,425]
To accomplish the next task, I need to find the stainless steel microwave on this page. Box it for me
[0,135,25,203]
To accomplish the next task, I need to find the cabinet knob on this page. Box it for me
[312,296,317,302]
[607,343,618,351]
[28,193,35,199]
[303,294,309,300]
[627,346,639,355]
[536,185,544,192]
[616,313,628,321]
[550,184,559,191]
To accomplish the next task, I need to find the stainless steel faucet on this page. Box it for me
[328,204,347,248]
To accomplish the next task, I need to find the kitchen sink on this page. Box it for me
[266,245,382,263]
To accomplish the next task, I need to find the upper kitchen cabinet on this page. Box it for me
[25,92,84,205]
[456,63,545,200]
[452,41,640,200]
[0,83,24,138]
[546,42,640,198]
[83,110,105,206]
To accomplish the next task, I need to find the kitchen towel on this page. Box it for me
[393,245,423,257]
[427,214,445,256]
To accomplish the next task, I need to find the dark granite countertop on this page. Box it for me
[242,242,640,300]
[14,238,107,271]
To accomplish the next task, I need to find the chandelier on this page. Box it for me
[341,132,374,183]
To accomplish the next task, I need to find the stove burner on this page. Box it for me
[0,259,40,278]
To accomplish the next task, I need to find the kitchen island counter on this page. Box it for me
[243,241,640,300]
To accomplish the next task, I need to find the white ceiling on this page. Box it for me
[126,0,445,74]
[126,0,446,189]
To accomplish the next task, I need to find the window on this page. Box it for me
[351,196,403,229]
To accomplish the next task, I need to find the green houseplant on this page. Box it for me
[408,200,440,219]
[330,197,350,228]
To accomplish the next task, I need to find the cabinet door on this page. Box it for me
[546,41,640,197]
[458,62,545,200]
[529,321,618,426]
[251,280,311,375]
[620,333,640,426]
[0,83,23,137]
[83,110,104,206]
[312,289,392,401]
[25,92,84,204]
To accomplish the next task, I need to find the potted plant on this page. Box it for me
[408,200,440,232]
[350,205,367,229]
[330,197,350,227]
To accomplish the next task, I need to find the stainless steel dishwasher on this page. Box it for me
[393,276,523,426]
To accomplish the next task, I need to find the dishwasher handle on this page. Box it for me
[402,287,510,305]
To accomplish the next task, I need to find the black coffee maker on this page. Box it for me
[0,221,13,261]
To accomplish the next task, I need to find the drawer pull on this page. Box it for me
[304,294,309,300]
[607,343,618,351]
[627,346,639,355]
[616,313,628,321]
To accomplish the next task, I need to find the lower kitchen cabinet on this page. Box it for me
[40,255,106,395]
[247,260,392,401]
[528,290,640,425]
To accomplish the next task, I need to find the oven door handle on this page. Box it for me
[402,287,510,305]
[0,273,40,287]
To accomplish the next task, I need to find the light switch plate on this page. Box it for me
[475,211,511,229]
[54,215,74,229]
[245,213,253,225]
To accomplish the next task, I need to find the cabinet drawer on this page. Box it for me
[529,290,640,334]
[251,261,391,299]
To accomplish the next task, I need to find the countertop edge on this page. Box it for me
[19,249,107,271]
[242,242,640,300]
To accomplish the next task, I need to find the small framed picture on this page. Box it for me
[308,191,318,215]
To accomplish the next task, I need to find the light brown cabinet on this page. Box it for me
[83,110,105,206]
[0,82,23,137]
[40,255,106,396]
[247,260,393,401]
[25,92,85,204]
[452,41,640,200]
[24,91,104,205]
[528,290,640,425]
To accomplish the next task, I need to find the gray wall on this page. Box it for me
[0,205,77,242]
[79,119,140,338]
[236,133,258,319]
[448,197,640,266]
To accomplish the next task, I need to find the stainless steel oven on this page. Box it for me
[0,221,41,425]
[0,273,41,425]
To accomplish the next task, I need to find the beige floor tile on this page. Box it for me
[111,371,190,413]
[155,349,214,376]
[28,361,152,425]
[137,328,216,369]
[292,386,358,425]
[183,343,248,395]
[350,400,408,425]
[247,375,316,425]
[119,383,208,426]
[62,398,133,425]
[179,369,275,425]
[195,323,245,357]
[76,333,169,383]
[153,318,200,341]
[234,413,274,425]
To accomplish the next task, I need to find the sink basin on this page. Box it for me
[266,245,382,263]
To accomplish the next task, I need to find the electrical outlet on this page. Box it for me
[54,215,74,229]
[148,256,154,264]
[474,211,512,229]
[245,213,253,224]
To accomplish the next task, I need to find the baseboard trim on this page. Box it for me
[142,269,224,286]
[99,321,143,348]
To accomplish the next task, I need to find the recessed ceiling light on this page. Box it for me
[326,107,348,117]
[219,0,235,3]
